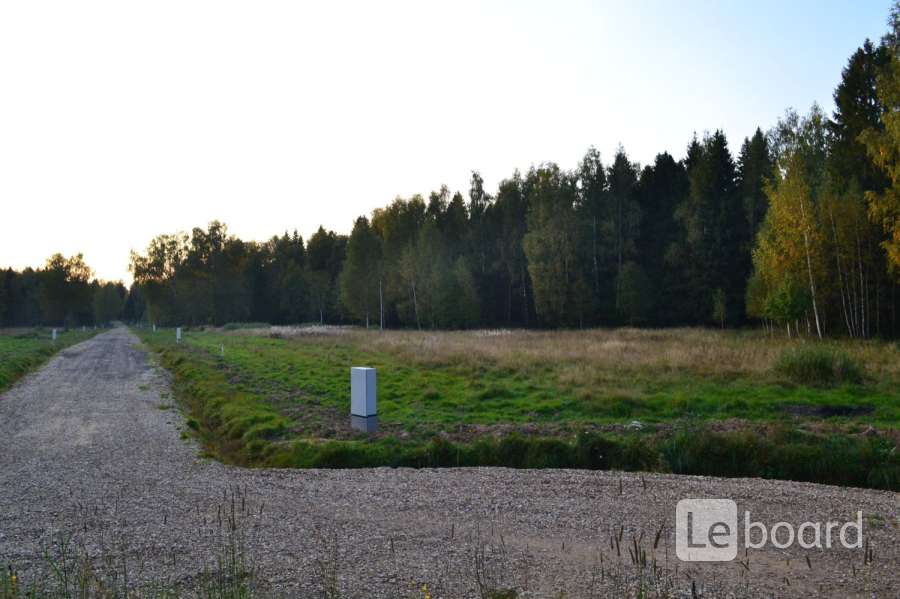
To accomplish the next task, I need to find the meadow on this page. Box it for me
[0,328,99,392]
[137,325,900,489]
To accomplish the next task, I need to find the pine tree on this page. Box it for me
[675,131,742,323]
[830,40,890,193]
[605,148,641,318]
[575,147,608,314]
[861,15,900,277]
[636,152,687,324]
[737,129,774,245]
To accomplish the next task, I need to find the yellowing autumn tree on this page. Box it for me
[751,108,828,337]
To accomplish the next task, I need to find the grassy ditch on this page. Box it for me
[136,327,899,490]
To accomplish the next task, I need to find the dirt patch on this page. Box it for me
[782,404,875,418]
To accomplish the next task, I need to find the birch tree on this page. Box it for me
[753,107,829,338]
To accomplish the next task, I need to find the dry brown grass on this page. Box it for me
[350,327,900,378]
[224,324,900,380]
[230,324,354,337]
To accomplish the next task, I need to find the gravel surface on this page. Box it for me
[0,327,897,598]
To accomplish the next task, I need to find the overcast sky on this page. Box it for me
[0,0,893,283]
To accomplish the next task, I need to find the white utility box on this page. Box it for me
[350,367,377,432]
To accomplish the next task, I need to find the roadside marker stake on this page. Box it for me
[176,327,182,344]
[350,367,377,433]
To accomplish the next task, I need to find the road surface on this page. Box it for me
[0,327,896,597]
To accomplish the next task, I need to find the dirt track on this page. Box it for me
[0,327,897,598]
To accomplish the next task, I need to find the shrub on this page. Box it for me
[608,434,662,471]
[574,432,613,469]
[661,427,899,489]
[422,436,461,467]
[663,429,766,478]
[495,434,532,468]
[774,346,862,386]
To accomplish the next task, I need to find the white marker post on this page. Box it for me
[176,327,182,344]
[350,367,377,433]
[152,323,157,333]
[51,328,58,342]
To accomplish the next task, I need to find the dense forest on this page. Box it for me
[4,10,900,337]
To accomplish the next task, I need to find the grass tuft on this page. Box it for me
[774,346,863,386]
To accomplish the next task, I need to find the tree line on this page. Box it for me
[5,6,900,337]
[0,254,130,327]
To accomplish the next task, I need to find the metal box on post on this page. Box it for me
[350,367,377,432]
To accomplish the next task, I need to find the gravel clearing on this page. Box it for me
[0,327,897,598]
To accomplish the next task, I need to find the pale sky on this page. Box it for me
[0,1,892,283]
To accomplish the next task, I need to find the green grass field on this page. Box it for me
[137,326,900,489]
[0,328,100,392]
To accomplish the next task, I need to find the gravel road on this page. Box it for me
[0,327,897,598]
